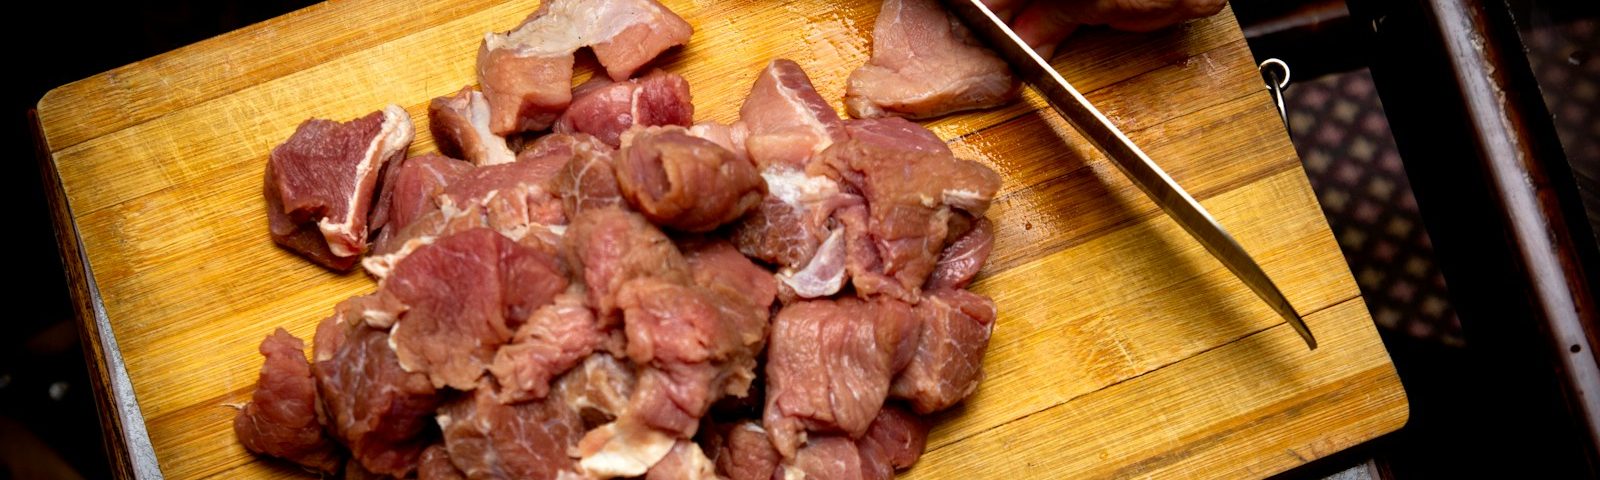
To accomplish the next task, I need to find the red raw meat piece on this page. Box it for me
[490,292,606,403]
[417,444,465,480]
[563,207,690,321]
[312,296,439,477]
[845,0,1019,119]
[429,86,518,166]
[925,216,993,290]
[556,70,695,147]
[615,127,765,232]
[439,384,584,479]
[232,328,343,473]
[892,288,998,413]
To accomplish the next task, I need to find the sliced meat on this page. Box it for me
[232,328,343,473]
[563,207,690,321]
[892,288,998,413]
[645,440,719,480]
[925,216,993,290]
[386,228,568,390]
[555,70,695,147]
[856,406,930,479]
[438,384,584,480]
[266,105,415,269]
[430,86,518,166]
[615,127,765,232]
[708,421,781,480]
[478,0,691,135]
[312,297,440,477]
[763,297,921,457]
[815,136,1001,300]
[845,0,1019,119]
[417,444,466,480]
[490,291,605,403]
[554,139,626,215]
[369,154,475,254]
[739,59,849,169]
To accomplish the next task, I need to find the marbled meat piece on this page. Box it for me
[554,138,626,215]
[563,207,689,321]
[644,440,719,480]
[924,216,993,290]
[845,0,1019,119]
[478,0,691,134]
[232,328,343,473]
[266,105,414,269]
[312,296,440,477]
[740,59,849,169]
[438,384,584,480]
[438,156,568,242]
[615,126,765,232]
[763,296,921,457]
[386,228,568,390]
[892,288,997,413]
[680,238,778,318]
[490,291,606,403]
[707,421,781,480]
[731,168,863,301]
[368,154,475,254]
[555,70,695,147]
[430,86,518,166]
[417,444,466,480]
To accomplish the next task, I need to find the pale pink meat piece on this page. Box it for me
[489,292,606,403]
[232,328,343,473]
[554,139,627,215]
[924,216,993,290]
[712,422,782,480]
[843,116,951,155]
[477,0,691,135]
[784,435,864,479]
[417,445,466,480]
[430,86,518,166]
[368,154,475,254]
[266,105,414,269]
[555,71,695,147]
[687,121,751,163]
[312,296,439,477]
[892,288,998,413]
[644,440,719,480]
[562,207,690,321]
[615,127,766,232]
[845,0,1019,119]
[519,131,612,166]
[739,59,849,170]
[763,297,921,457]
[438,384,584,480]
[385,228,568,390]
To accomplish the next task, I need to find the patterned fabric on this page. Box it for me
[1526,19,1600,166]
[1286,70,1465,346]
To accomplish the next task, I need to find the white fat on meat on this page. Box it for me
[577,421,677,478]
[317,104,414,257]
[776,227,847,298]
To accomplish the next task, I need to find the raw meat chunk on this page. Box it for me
[644,440,718,480]
[430,86,518,166]
[563,207,690,321]
[615,127,765,232]
[740,59,849,169]
[892,288,998,413]
[856,406,930,479]
[490,291,606,403]
[845,0,1019,119]
[417,445,466,480]
[680,238,778,317]
[477,0,692,134]
[438,384,584,479]
[438,157,569,241]
[368,154,475,253]
[925,216,993,290]
[618,277,765,435]
[232,328,343,473]
[554,353,638,427]
[312,297,440,477]
[556,71,695,147]
[386,228,568,390]
[266,105,414,269]
[554,139,627,215]
[844,117,952,155]
[763,297,921,457]
[687,121,751,162]
[707,421,781,480]
[784,435,864,479]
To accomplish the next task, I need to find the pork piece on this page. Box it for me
[313,297,440,477]
[615,127,766,232]
[554,353,638,427]
[687,121,751,162]
[844,117,951,155]
[563,207,690,321]
[520,131,612,165]
[815,135,1001,300]
[619,278,765,436]
[645,440,719,480]
[438,157,568,241]
[430,86,518,166]
[763,297,921,457]
[490,292,605,403]
[855,406,930,479]
[438,384,584,480]
[554,138,626,215]
[369,154,475,253]
[680,238,778,318]
[478,0,692,135]
[731,169,863,300]
[386,228,568,390]
[740,59,849,169]
[845,0,1019,119]
[418,445,466,480]
[892,288,997,413]
[707,421,782,480]
[784,436,864,479]
[925,216,993,290]
[232,328,343,473]
[576,418,678,478]
[555,71,695,147]
[266,105,415,269]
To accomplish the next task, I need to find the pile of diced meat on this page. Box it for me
[244,0,1016,478]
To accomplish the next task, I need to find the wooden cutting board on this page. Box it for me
[33,0,1408,478]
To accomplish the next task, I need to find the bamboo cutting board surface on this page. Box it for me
[34,0,1407,478]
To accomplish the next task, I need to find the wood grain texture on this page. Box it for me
[34,0,1407,478]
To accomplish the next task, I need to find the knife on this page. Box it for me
[941,0,1316,349]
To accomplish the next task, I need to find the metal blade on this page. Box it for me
[941,0,1315,349]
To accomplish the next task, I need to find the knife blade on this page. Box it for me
[941,0,1316,349]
